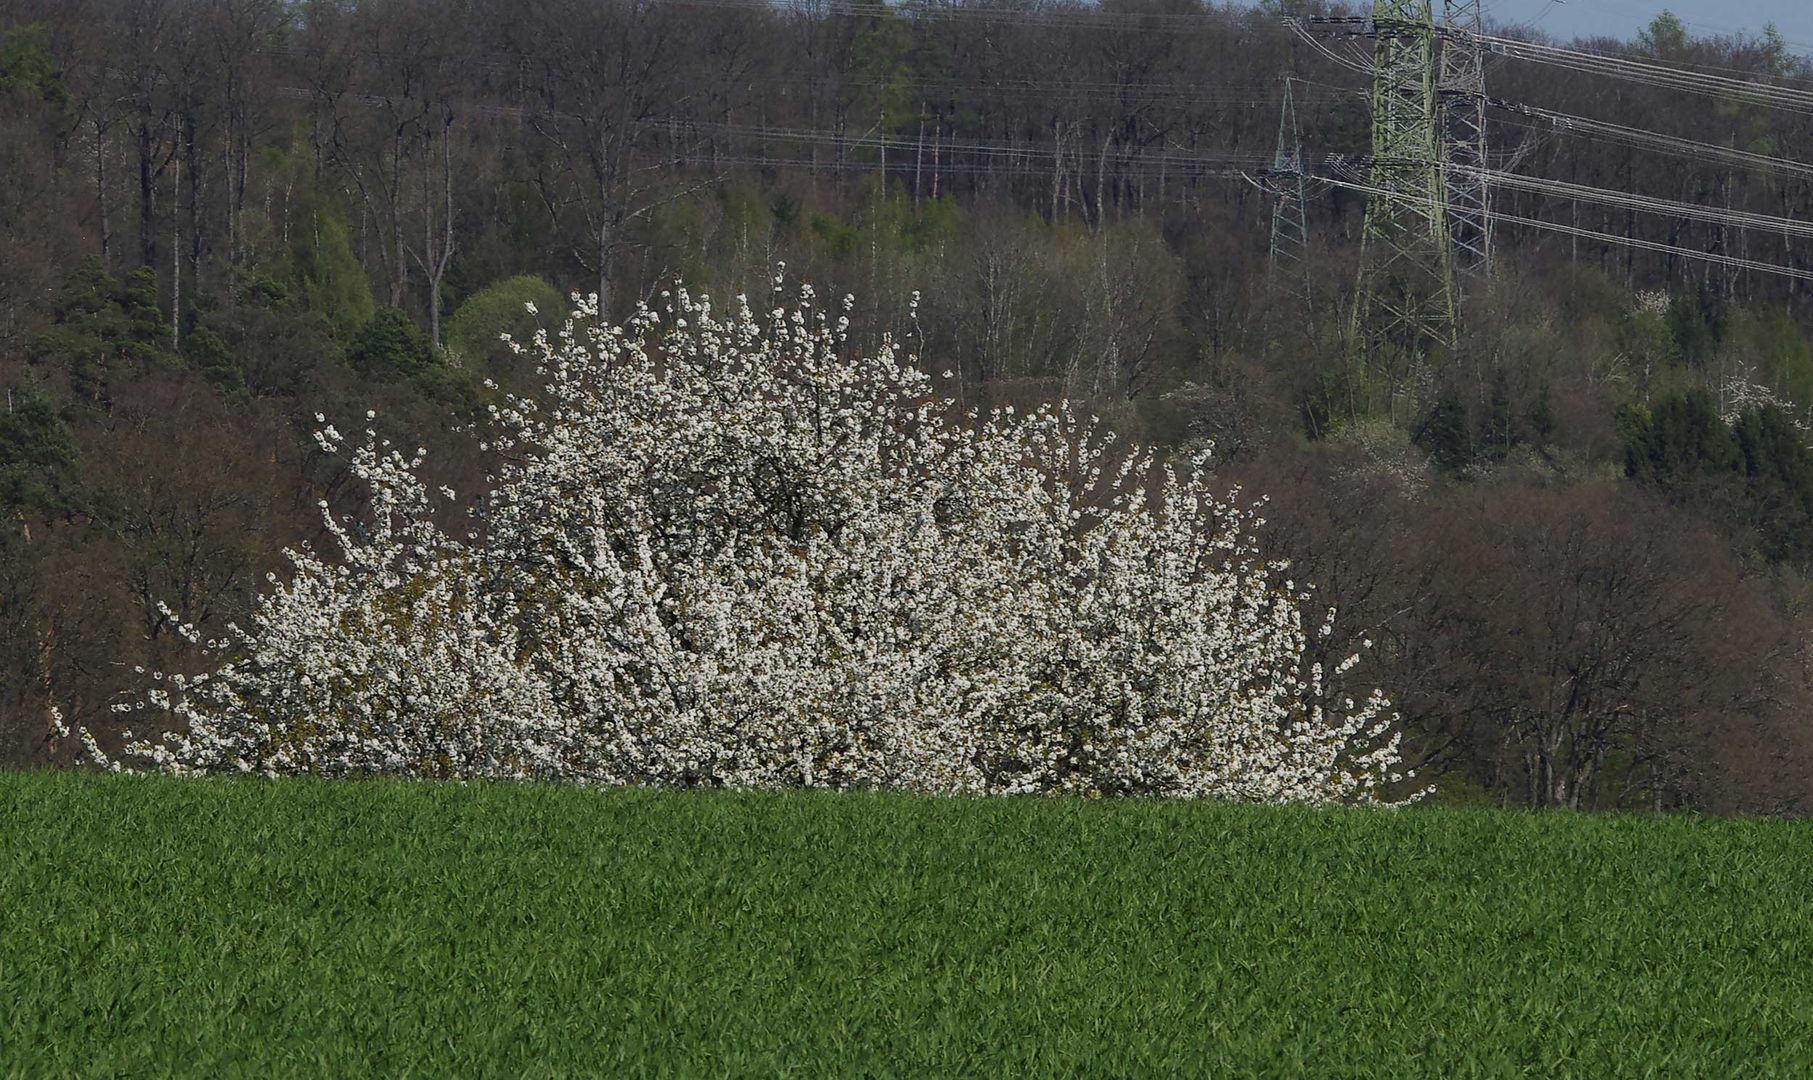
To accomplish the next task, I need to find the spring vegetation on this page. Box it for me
[6,771,1813,1074]
[6,1,1813,814]
[60,279,1415,803]
[8,3,1813,1073]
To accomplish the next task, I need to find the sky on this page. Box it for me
[1474,0,1813,51]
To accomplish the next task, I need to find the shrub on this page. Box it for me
[74,276,1415,804]
[350,308,437,377]
[444,275,564,370]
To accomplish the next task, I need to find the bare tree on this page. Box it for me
[511,0,700,316]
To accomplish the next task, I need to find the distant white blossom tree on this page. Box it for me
[70,272,1419,803]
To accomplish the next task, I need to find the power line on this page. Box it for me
[1287,18,1380,77]
[1490,206,1813,281]
[1484,100,1813,183]
[676,118,1272,168]
[1318,171,1813,282]
[671,0,1241,30]
[667,152,1261,183]
[1465,166,1813,241]
[1478,33,1813,115]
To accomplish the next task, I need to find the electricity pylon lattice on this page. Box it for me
[1441,0,1491,277]
[1354,0,1456,353]
[1268,78,1312,314]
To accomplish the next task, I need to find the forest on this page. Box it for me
[8,0,1813,812]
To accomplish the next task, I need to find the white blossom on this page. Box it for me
[77,281,1421,804]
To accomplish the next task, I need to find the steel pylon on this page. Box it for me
[1354,0,1456,354]
[1268,78,1312,314]
[1441,0,1492,277]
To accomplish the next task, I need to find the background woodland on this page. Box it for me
[8,0,1813,812]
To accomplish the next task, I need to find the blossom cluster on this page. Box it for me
[76,274,1419,803]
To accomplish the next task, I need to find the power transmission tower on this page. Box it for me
[1353,0,1456,356]
[1441,0,1491,277]
[1268,78,1312,314]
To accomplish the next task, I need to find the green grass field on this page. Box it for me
[3,772,1811,1077]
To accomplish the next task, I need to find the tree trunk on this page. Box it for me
[186,115,204,305]
[427,120,455,348]
[95,117,112,264]
[932,118,941,201]
[223,117,236,274]
[428,224,443,347]
[598,217,613,317]
[1094,130,1111,233]
[390,204,407,308]
[914,108,924,206]
[389,128,408,307]
[171,117,181,350]
[137,125,158,269]
[235,124,250,266]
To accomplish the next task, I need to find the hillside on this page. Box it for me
[9,3,1813,811]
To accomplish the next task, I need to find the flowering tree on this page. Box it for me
[69,273,1419,804]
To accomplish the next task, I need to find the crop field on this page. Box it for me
[3,772,1810,1076]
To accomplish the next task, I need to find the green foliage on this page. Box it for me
[1758,25,1794,79]
[339,306,478,414]
[1667,285,1727,366]
[1735,405,1813,489]
[0,23,70,116]
[1296,363,1352,441]
[769,191,801,238]
[288,194,375,339]
[1413,394,1472,471]
[25,257,178,406]
[1622,390,1813,564]
[438,185,559,316]
[1731,307,1813,411]
[444,275,565,370]
[1619,305,1676,376]
[183,276,345,398]
[1621,389,1738,479]
[807,211,860,258]
[849,16,914,132]
[909,195,961,249]
[0,381,75,512]
[637,197,719,285]
[350,308,438,377]
[1550,265,1630,327]
[1410,362,1555,473]
[180,325,240,391]
[858,187,960,253]
[1732,405,1813,563]
[1639,12,1690,57]
[117,267,169,345]
[8,773,1813,1075]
